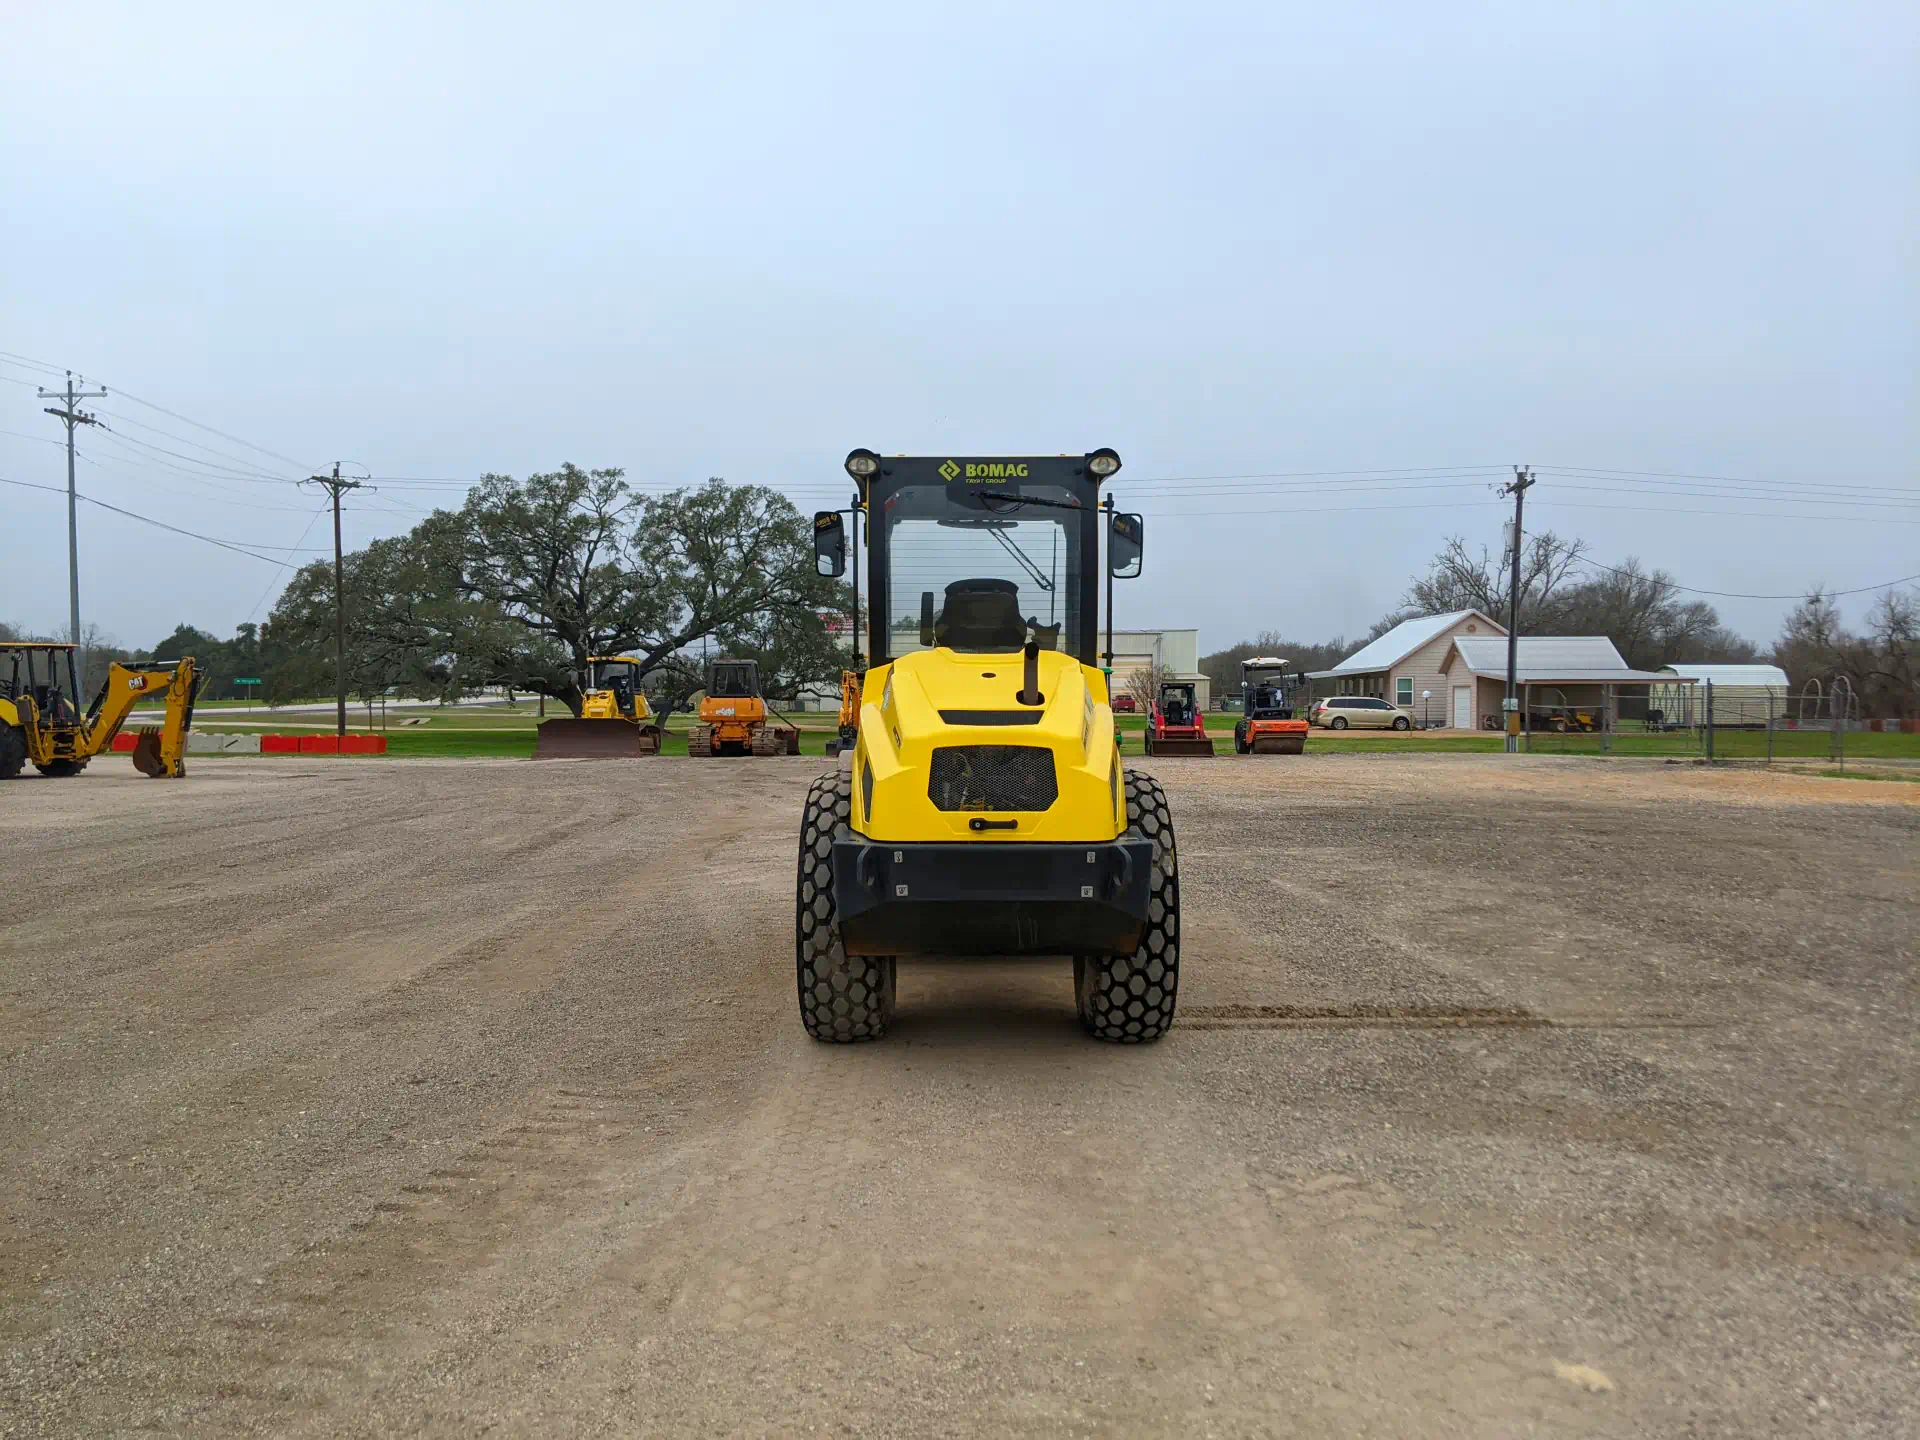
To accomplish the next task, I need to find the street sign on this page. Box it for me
[236,678,261,686]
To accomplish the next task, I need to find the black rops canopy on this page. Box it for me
[858,456,1108,664]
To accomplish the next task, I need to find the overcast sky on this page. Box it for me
[2,1,1913,656]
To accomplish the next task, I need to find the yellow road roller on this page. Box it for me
[799,449,1178,1044]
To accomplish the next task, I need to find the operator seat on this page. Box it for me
[937,578,1027,652]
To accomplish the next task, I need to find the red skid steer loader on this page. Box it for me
[1143,680,1215,756]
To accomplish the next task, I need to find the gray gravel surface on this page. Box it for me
[2,753,1914,1436]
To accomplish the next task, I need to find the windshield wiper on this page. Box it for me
[986,524,1055,591]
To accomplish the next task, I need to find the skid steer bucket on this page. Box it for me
[1146,733,1217,757]
[532,718,660,759]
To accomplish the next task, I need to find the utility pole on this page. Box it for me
[302,463,366,738]
[1498,465,1535,754]
[39,372,107,696]
[849,491,863,668]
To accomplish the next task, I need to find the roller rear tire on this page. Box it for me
[796,772,896,1042]
[1075,771,1179,1043]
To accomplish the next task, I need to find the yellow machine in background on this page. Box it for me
[0,642,199,779]
[532,656,664,759]
[823,669,863,758]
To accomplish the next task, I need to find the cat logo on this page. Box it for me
[938,459,960,481]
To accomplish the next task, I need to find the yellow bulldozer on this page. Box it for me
[532,656,665,759]
[0,642,199,780]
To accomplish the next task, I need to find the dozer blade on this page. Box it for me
[1149,735,1217,757]
[532,718,655,760]
[1250,734,1306,755]
[129,726,176,777]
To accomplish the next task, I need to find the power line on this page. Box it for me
[0,474,329,561]
[245,502,334,624]
[1528,470,1920,503]
[1533,497,1920,526]
[1575,557,1920,602]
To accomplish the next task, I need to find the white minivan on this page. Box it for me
[1309,696,1412,731]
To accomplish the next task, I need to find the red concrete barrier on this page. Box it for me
[261,734,299,753]
[111,732,139,752]
[336,735,388,755]
[298,735,339,754]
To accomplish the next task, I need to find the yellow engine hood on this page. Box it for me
[852,648,1124,843]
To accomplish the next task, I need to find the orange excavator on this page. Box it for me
[687,657,800,757]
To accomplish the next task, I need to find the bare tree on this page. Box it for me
[1125,663,1167,712]
[1403,532,1588,631]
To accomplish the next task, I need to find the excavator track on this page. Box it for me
[687,725,714,758]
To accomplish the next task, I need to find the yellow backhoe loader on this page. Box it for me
[532,656,664,759]
[0,642,200,780]
[822,669,863,758]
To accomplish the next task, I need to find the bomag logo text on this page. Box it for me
[962,462,1028,481]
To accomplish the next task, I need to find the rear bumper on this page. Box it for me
[831,835,1153,957]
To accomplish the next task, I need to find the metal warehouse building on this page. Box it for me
[1649,663,1790,728]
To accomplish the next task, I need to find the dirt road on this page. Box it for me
[3,756,1914,1436]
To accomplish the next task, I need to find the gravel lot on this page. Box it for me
[2,754,1915,1437]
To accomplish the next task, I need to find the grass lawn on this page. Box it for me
[168,701,1920,764]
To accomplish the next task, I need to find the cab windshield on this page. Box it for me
[881,484,1082,660]
[709,663,757,698]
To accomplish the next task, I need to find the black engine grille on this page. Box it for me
[927,745,1058,812]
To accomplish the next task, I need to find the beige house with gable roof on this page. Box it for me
[1305,610,1507,729]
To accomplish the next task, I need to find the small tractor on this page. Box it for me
[532,656,664,759]
[1233,657,1309,754]
[823,669,862,758]
[802,448,1178,1045]
[688,657,800,756]
[1,642,199,780]
[1143,679,1215,756]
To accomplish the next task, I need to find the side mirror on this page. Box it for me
[1110,512,1144,578]
[920,591,935,647]
[813,511,846,577]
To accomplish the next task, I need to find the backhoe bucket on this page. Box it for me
[532,718,658,760]
[129,726,180,777]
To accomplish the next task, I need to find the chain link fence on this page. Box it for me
[1518,681,1915,766]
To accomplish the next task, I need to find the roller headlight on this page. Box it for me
[1086,447,1122,478]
